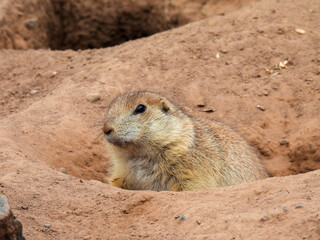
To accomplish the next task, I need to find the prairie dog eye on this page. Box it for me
[133,104,146,115]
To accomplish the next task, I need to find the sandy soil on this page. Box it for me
[0,0,320,239]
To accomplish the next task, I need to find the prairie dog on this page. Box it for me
[103,91,268,191]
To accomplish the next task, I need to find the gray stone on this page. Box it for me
[44,224,51,229]
[178,214,186,221]
[60,167,67,174]
[0,195,25,240]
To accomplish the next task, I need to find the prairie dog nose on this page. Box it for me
[102,122,114,135]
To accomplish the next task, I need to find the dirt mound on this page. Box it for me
[0,0,320,239]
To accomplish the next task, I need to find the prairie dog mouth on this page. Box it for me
[106,135,133,147]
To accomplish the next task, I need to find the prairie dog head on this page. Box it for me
[102,91,193,154]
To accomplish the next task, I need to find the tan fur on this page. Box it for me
[103,91,268,191]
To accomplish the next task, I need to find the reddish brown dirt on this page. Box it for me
[0,0,320,239]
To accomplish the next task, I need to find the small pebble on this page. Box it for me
[44,224,51,229]
[25,20,36,28]
[202,108,215,113]
[30,89,39,95]
[295,28,306,34]
[260,215,269,221]
[262,90,269,96]
[220,49,228,54]
[60,167,67,174]
[50,71,58,78]
[179,214,186,221]
[197,103,206,108]
[280,139,289,146]
[21,205,28,210]
[86,93,101,103]
[295,205,303,209]
[283,206,289,211]
[256,104,266,111]
[216,53,220,59]
[252,74,261,78]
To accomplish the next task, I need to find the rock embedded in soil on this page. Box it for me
[20,205,28,210]
[197,103,206,108]
[25,20,37,29]
[202,108,216,113]
[30,89,39,95]
[0,195,25,240]
[86,93,101,103]
[260,215,269,221]
[280,139,289,146]
[44,224,51,229]
[252,74,261,78]
[256,104,266,111]
[178,214,186,221]
[295,28,306,34]
[283,206,289,212]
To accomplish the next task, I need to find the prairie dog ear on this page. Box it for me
[161,100,170,113]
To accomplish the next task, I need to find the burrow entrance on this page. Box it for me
[0,0,257,50]
[50,1,188,50]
